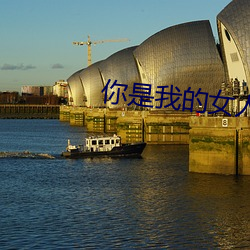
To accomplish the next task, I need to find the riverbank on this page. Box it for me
[0,104,59,119]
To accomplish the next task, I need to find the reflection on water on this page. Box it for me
[0,120,250,249]
[186,174,250,248]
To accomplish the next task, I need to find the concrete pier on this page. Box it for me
[60,106,250,175]
[189,117,250,175]
[59,106,190,144]
[59,105,72,122]
[145,113,189,144]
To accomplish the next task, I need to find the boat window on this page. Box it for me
[111,139,114,144]
[92,140,97,145]
[98,140,103,145]
[116,139,120,144]
[105,140,110,144]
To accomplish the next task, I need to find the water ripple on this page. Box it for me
[0,120,250,249]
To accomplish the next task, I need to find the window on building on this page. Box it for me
[225,29,231,42]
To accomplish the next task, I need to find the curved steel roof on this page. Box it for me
[217,0,250,83]
[79,61,104,108]
[68,21,228,111]
[99,46,140,109]
[67,69,86,106]
[134,20,225,110]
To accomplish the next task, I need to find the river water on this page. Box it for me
[0,119,250,249]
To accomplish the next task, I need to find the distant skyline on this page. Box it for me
[0,0,232,92]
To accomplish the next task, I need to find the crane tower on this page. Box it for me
[73,35,129,66]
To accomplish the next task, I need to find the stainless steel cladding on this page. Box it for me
[217,0,250,85]
[79,61,104,108]
[133,20,225,111]
[67,69,86,106]
[68,21,226,111]
[99,46,140,109]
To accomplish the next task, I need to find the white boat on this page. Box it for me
[62,134,146,158]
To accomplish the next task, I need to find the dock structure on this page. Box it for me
[60,106,250,175]
[189,117,250,175]
[59,106,190,144]
[0,105,60,119]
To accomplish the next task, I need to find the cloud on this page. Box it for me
[51,63,64,69]
[23,64,36,70]
[1,63,36,70]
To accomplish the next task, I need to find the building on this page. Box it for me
[98,46,140,109]
[67,69,85,106]
[67,0,249,115]
[0,92,19,104]
[217,0,250,115]
[133,20,225,111]
[68,21,225,111]
[21,86,53,96]
[21,85,58,105]
[79,61,104,108]
[53,80,68,98]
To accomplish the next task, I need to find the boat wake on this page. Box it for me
[0,151,55,159]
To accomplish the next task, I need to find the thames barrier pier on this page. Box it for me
[189,117,250,175]
[60,106,250,175]
[60,106,190,144]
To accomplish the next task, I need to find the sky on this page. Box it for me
[0,0,232,92]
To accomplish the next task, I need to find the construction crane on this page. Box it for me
[73,35,129,66]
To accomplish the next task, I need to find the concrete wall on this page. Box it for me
[116,111,144,143]
[60,106,190,144]
[59,106,71,122]
[189,117,250,175]
[145,114,190,144]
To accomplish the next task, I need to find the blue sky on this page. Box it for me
[0,0,232,92]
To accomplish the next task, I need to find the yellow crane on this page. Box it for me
[73,35,129,66]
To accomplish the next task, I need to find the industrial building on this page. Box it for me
[79,61,104,108]
[67,0,249,115]
[0,83,67,105]
[0,92,19,104]
[98,46,140,109]
[133,20,224,111]
[52,80,68,99]
[217,0,250,114]
[21,86,53,96]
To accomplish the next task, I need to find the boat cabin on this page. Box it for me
[85,135,121,152]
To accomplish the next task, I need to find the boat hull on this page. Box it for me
[62,142,146,159]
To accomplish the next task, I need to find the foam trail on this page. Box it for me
[0,151,55,159]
